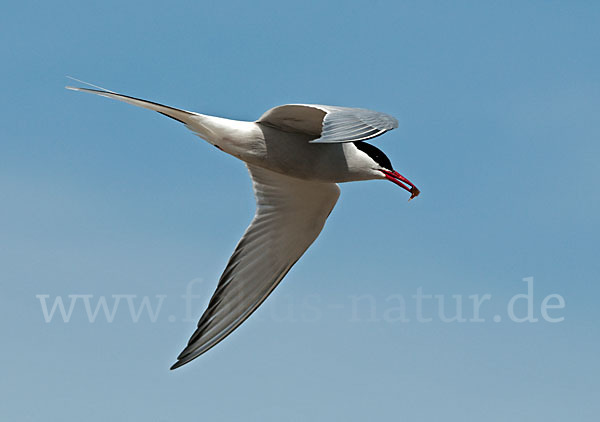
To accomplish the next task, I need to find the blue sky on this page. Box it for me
[1,1,599,421]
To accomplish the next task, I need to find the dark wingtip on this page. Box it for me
[170,360,184,370]
[170,349,195,370]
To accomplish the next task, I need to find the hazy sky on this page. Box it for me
[2,1,599,421]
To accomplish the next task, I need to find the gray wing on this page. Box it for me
[171,165,340,369]
[257,104,398,143]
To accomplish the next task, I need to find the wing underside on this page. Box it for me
[171,165,340,369]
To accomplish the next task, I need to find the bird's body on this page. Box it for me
[185,116,368,183]
[67,81,419,369]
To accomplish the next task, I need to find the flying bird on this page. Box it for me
[66,80,420,369]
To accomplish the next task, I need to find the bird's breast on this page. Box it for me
[207,121,374,184]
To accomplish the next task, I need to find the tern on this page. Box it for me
[67,80,420,369]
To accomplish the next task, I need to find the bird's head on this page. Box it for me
[353,141,420,200]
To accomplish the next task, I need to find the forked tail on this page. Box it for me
[66,78,250,149]
[66,78,198,125]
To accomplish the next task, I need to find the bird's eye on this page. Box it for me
[353,141,394,171]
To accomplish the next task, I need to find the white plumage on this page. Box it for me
[67,82,419,369]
